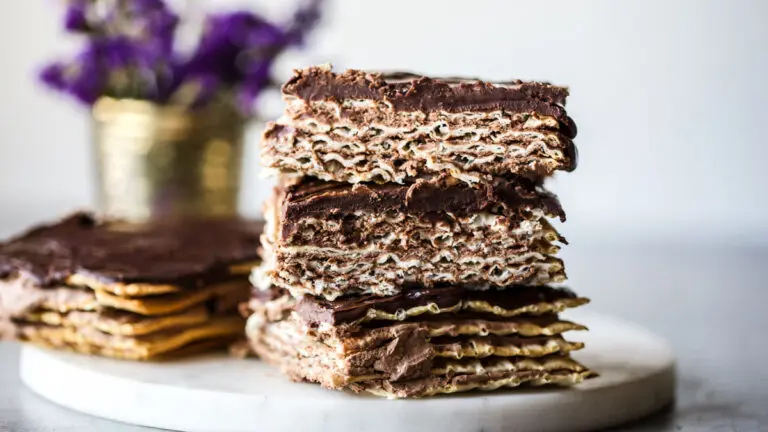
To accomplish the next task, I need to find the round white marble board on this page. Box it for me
[19,310,675,432]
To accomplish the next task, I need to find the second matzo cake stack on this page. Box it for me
[0,213,262,360]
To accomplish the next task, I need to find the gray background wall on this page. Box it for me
[0,0,765,244]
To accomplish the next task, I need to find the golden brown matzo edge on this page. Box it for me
[17,316,244,359]
[18,305,211,336]
[250,318,590,389]
[24,336,238,361]
[332,319,588,352]
[433,337,585,359]
[94,280,249,316]
[249,311,588,356]
[248,290,590,328]
[1,274,251,317]
[353,369,595,399]
[66,260,259,297]
[251,332,593,398]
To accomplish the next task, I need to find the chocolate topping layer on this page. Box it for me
[283,65,570,119]
[296,285,581,326]
[429,334,552,346]
[280,175,564,222]
[0,213,263,288]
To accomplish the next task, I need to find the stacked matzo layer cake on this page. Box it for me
[247,65,593,398]
[0,213,262,360]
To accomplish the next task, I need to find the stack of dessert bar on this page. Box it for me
[246,65,594,398]
[0,213,262,360]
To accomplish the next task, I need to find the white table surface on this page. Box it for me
[2,243,767,431]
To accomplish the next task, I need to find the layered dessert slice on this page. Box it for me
[261,65,577,184]
[0,213,262,359]
[255,175,567,300]
[244,285,593,398]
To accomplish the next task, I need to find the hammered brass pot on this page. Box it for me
[92,98,245,221]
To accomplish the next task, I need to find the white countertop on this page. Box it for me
[2,243,767,431]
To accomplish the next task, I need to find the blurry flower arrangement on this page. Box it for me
[40,0,324,114]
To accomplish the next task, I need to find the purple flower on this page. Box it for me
[42,37,164,104]
[67,54,105,104]
[93,37,142,68]
[127,0,168,11]
[125,0,179,56]
[64,1,90,33]
[183,12,285,85]
[40,0,325,111]
[284,0,324,47]
[183,3,323,111]
[69,67,104,104]
[39,52,107,105]
[39,63,68,91]
[68,41,124,103]
[98,36,178,99]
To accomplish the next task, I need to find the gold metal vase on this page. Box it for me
[92,97,245,221]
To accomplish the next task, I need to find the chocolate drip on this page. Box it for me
[280,175,564,221]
